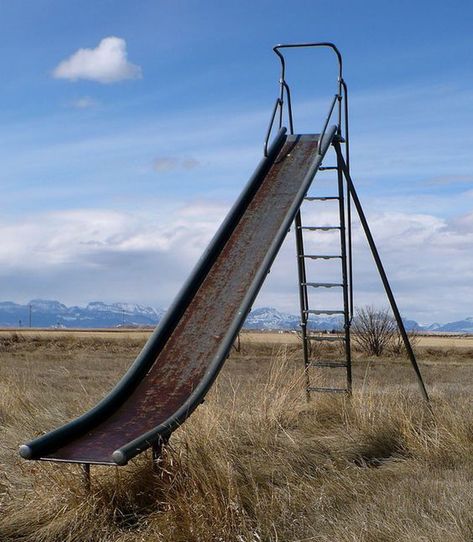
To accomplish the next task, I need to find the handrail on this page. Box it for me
[273,42,343,133]
[281,80,294,134]
[263,41,350,158]
[263,98,283,157]
[273,41,343,79]
[263,82,293,157]
[318,93,339,155]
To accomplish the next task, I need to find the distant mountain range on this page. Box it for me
[0,299,164,329]
[0,299,472,333]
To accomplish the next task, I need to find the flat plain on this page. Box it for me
[0,330,472,541]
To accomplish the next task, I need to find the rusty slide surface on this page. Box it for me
[20,128,336,465]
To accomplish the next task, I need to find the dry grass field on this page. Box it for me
[0,330,473,541]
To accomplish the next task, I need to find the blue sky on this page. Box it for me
[0,0,472,323]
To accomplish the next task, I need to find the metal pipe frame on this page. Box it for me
[336,150,353,393]
[268,43,353,317]
[265,42,345,154]
[294,209,311,401]
[341,80,354,320]
[273,42,343,131]
[269,42,354,394]
[81,463,91,492]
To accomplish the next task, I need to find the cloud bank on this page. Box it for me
[0,202,471,324]
[53,37,142,83]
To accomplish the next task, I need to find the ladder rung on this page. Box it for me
[305,310,345,315]
[302,254,342,260]
[318,166,338,171]
[304,196,340,201]
[300,226,341,231]
[309,361,348,368]
[307,386,349,394]
[307,335,345,342]
[302,282,343,288]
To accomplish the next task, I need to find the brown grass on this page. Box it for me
[0,333,472,541]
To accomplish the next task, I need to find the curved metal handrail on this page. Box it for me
[263,98,283,157]
[273,42,343,132]
[264,82,293,157]
[263,41,350,158]
[318,93,340,156]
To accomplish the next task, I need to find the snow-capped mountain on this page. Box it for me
[0,299,471,333]
[244,307,342,331]
[244,307,300,330]
[0,299,164,328]
[421,322,442,332]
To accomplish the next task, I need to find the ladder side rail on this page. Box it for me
[341,79,354,321]
[333,142,430,403]
[336,150,353,393]
[294,210,311,400]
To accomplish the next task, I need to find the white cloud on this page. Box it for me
[0,206,220,267]
[70,96,98,109]
[53,37,142,84]
[254,206,473,324]
[153,156,201,172]
[426,175,473,186]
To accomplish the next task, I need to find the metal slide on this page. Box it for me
[20,126,337,466]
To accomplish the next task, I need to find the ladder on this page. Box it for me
[266,41,429,403]
[295,144,353,398]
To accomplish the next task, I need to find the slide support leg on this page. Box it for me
[333,141,430,403]
[152,436,169,472]
[81,463,91,492]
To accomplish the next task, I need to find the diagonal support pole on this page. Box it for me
[333,141,430,403]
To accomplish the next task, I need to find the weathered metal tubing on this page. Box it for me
[294,209,311,401]
[272,42,343,128]
[81,463,91,492]
[310,361,348,368]
[281,81,295,134]
[264,82,294,156]
[336,147,353,394]
[318,94,340,156]
[341,79,354,320]
[264,98,283,157]
[304,196,339,200]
